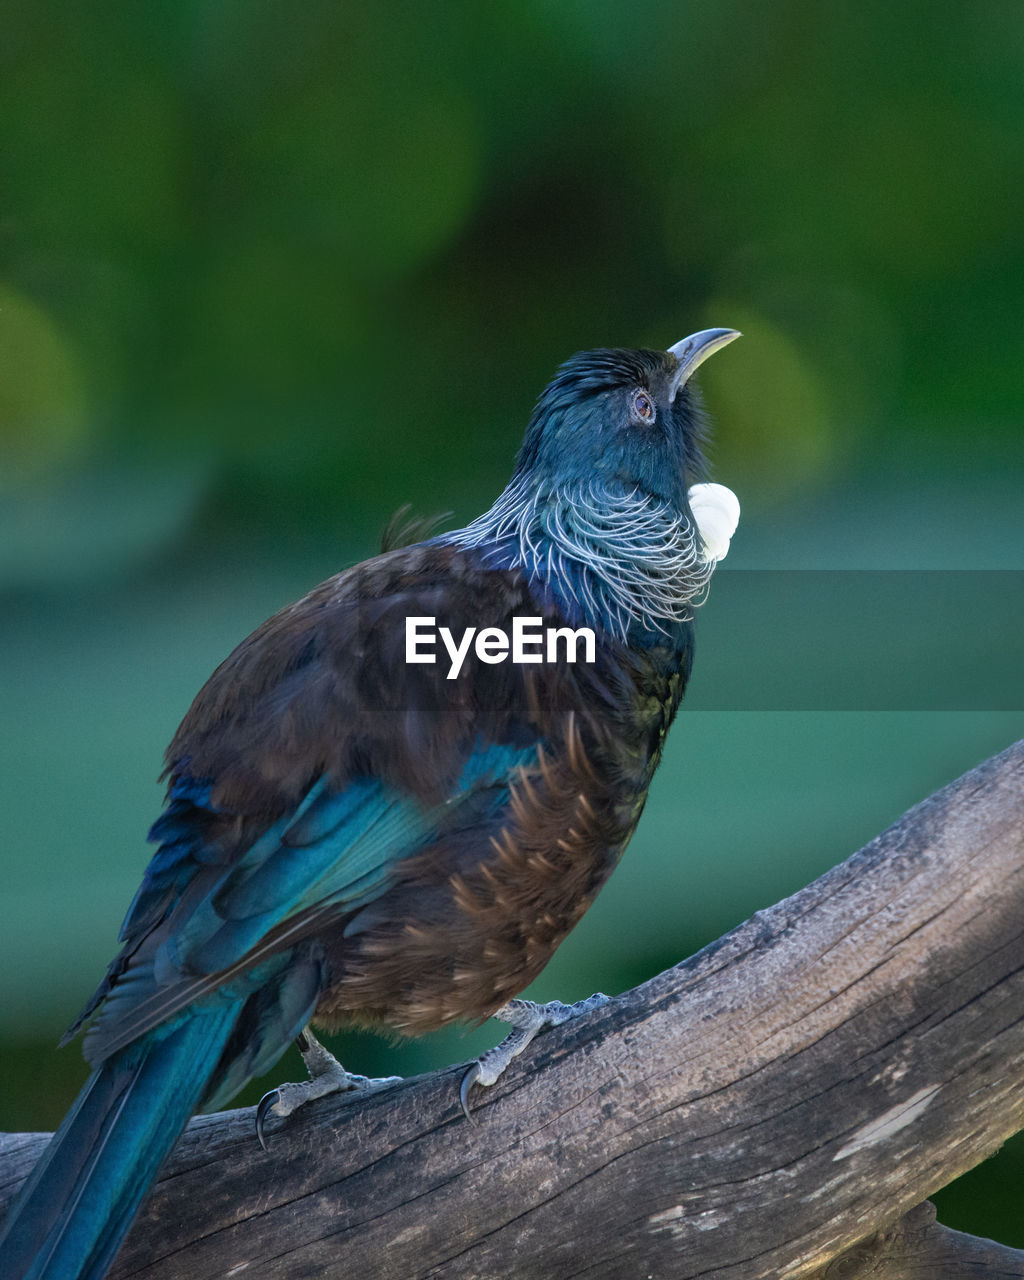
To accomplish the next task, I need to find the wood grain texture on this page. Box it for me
[2,739,1023,1279]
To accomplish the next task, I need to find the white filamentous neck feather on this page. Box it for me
[448,477,716,640]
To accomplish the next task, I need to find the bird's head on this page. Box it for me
[512,329,740,509]
[449,328,741,640]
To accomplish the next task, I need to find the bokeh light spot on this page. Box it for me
[0,283,91,484]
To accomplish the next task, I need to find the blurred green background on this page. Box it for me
[2,0,1022,1249]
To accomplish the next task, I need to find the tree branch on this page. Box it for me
[2,740,1023,1278]
[808,1201,1024,1279]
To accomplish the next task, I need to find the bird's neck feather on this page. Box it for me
[446,476,711,645]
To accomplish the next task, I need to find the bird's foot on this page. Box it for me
[256,1028,401,1149]
[459,992,610,1121]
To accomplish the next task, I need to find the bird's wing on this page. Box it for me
[73,543,579,1062]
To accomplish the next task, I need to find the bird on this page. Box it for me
[0,327,740,1280]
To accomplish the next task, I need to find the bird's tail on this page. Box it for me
[0,1003,239,1280]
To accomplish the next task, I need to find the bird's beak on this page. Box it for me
[668,328,741,401]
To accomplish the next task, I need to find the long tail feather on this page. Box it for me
[0,1004,238,1280]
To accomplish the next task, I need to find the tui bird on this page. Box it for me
[0,328,740,1280]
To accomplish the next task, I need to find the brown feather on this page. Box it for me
[314,691,678,1034]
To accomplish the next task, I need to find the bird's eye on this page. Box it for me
[631,389,655,423]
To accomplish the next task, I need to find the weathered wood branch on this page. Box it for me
[807,1201,1024,1279]
[2,740,1023,1279]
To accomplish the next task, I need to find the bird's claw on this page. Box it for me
[459,1062,481,1122]
[256,1089,282,1152]
[255,1028,404,1149]
[457,993,612,1122]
